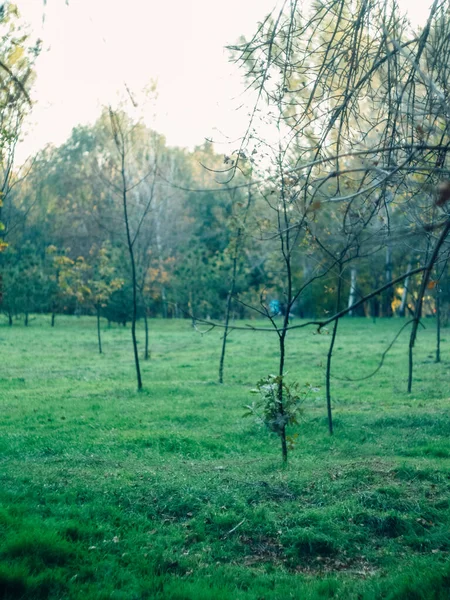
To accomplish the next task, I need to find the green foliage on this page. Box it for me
[246,375,317,450]
[247,374,302,431]
[0,4,38,253]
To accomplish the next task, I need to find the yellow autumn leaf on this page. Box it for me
[8,46,24,65]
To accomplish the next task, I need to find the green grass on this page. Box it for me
[0,315,449,599]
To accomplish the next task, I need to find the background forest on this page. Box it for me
[2,107,449,326]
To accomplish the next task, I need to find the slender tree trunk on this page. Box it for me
[348,268,357,316]
[110,108,143,391]
[128,256,142,388]
[399,263,412,316]
[326,263,342,435]
[218,292,232,384]
[161,287,167,318]
[189,291,196,326]
[8,311,12,326]
[116,148,142,384]
[154,199,168,319]
[96,305,102,354]
[436,282,441,363]
[51,311,55,327]
[144,309,150,360]
[219,228,241,384]
[371,295,378,323]
[408,219,450,392]
[122,170,143,390]
[278,330,288,463]
[383,244,393,317]
[302,256,313,318]
[277,175,292,464]
[24,312,29,327]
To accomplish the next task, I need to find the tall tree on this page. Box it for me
[107,106,159,391]
[0,3,38,302]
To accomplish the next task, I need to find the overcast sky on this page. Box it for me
[14,0,281,160]
[14,0,431,162]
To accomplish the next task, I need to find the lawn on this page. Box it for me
[0,315,449,599]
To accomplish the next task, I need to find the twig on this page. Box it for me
[222,519,246,539]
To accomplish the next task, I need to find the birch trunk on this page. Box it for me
[96,305,102,354]
[399,263,412,317]
[383,244,393,317]
[348,268,357,316]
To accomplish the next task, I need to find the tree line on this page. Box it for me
[2,104,447,327]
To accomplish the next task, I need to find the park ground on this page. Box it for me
[0,316,449,599]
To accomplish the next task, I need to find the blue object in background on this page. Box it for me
[269,299,281,315]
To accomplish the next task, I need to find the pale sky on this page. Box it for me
[14,0,281,161]
[14,0,431,162]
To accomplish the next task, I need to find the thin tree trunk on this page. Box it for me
[219,228,241,384]
[436,282,441,363]
[97,305,102,354]
[51,310,55,327]
[8,311,12,326]
[122,172,142,390]
[128,257,142,388]
[371,295,378,323]
[154,198,168,319]
[161,287,167,318]
[326,263,343,435]
[277,178,292,464]
[383,244,393,317]
[116,141,142,388]
[399,263,412,316]
[408,219,450,392]
[144,309,149,360]
[278,331,288,463]
[24,312,29,327]
[348,268,357,316]
[189,291,196,326]
[218,291,232,384]
[110,108,143,391]
[302,256,312,318]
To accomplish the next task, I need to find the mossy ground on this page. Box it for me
[0,315,449,599]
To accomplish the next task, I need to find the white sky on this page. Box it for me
[14,0,280,161]
[14,0,432,162]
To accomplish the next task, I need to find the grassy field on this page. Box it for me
[0,315,449,599]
